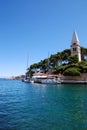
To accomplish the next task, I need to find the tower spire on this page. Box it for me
[71,30,81,62]
[71,30,79,45]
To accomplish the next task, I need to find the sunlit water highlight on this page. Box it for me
[0,79,87,130]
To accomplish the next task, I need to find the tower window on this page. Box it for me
[73,43,76,45]
[73,48,76,51]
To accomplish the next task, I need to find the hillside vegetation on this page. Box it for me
[26,47,87,77]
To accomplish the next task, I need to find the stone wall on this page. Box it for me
[60,73,87,81]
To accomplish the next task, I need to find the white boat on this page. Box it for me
[32,75,47,83]
[22,78,31,83]
[32,75,61,84]
[40,77,61,84]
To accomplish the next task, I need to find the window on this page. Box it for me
[73,48,76,51]
[73,43,76,45]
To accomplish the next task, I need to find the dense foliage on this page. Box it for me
[63,67,81,76]
[26,47,87,77]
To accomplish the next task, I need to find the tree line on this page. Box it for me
[26,47,87,77]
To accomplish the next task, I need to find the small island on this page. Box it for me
[26,31,87,84]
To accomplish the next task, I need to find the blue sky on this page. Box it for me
[0,0,87,77]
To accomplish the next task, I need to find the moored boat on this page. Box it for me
[22,77,31,83]
[32,75,61,84]
[40,77,61,84]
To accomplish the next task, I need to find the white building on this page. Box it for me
[71,31,81,62]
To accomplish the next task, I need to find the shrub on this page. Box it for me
[63,67,81,76]
[83,66,87,73]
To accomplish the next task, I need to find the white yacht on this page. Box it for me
[32,75,61,84]
[40,76,61,84]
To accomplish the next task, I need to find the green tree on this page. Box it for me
[50,54,58,68]
[61,49,71,62]
[81,47,87,60]
[63,67,81,76]
[68,55,78,64]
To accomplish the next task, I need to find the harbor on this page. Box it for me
[0,79,87,130]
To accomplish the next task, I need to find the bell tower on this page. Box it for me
[71,31,81,62]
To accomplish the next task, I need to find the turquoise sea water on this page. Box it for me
[0,79,87,130]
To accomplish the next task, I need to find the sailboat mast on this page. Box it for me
[25,55,29,79]
[26,55,29,69]
[47,52,50,74]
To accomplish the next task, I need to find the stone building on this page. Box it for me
[71,31,81,62]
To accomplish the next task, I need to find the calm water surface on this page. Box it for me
[0,79,87,130]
